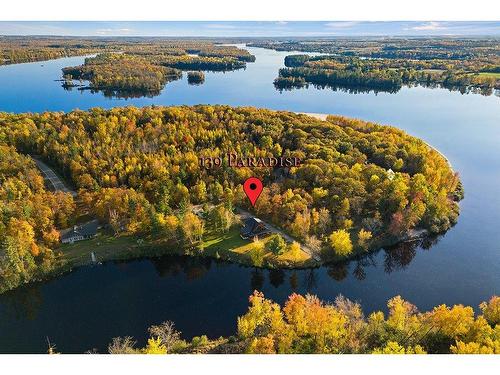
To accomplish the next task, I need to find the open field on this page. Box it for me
[478,72,500,78]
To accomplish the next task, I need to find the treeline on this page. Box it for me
[188,45,256,62]
[70,292,500,354]
[157,55,246,71]
[0,48,95,65]
[0,145,75,293]
[250,38,500,61]
[275,54,499,94]
[0,106,460,267]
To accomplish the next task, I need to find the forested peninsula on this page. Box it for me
[274,54,500,94]
[0,106,461,293]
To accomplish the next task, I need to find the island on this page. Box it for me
[0,106,461,294]
[187,71,206,85]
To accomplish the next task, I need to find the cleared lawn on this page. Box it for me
[477,72,500,78]
[60,232,151,267]
[203,227,247,253]
[211,230,312,265]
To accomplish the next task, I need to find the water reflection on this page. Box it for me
[142,235,434,285]
[150,255,213,280]
[268,269,285,288]
[274,81,497,96]
[1,286,43,321]
[0,234,447,325]
[62,83,168,99]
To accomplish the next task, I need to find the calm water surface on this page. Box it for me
[0,46,499,353]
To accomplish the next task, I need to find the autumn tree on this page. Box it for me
[329,229,353,257]
[266,234,287,256]
[180,212,204,245]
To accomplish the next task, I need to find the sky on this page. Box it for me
[0,21,499,37]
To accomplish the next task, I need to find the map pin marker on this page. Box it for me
[243,177,263,207]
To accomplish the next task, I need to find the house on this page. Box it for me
[240,217,270,239]
[60,219,99,244]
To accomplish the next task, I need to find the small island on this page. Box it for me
[187,71,205,85]
[0,106,461,294]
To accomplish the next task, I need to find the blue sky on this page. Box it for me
[0,21,498,37]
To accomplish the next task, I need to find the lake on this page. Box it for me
[0,46,499,353]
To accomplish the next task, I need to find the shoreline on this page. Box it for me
[0,225,431,296]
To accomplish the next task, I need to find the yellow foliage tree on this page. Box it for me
[329,229,353,257]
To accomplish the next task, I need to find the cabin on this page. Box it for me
[240,217,269,239]
[60,219,99,244]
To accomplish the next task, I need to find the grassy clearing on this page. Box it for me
[477,72,500,78]
[206,229,313,267]
[60,233,141,267]
[422,69,445,74]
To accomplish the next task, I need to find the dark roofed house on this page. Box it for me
[240,217,269,239]
[60,219,99,244]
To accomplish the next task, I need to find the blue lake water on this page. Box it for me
[0,46,499,353]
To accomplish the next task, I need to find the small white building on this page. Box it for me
[387,168,396,181]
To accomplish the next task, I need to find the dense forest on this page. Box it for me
[49,292,499,354]
[187,45,256,62]
[0,145,75,292]
[0,106,461,292]
[155,54,246,71]
[274,54,500,94]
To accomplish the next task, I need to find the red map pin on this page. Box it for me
[243,177,263,207]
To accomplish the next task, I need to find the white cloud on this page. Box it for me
[411,21,447,31]
[324,21,360,29]
[95,28,133,35]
